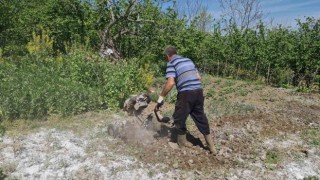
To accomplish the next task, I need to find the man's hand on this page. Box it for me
[155,77,174,111]
[155,96,164,111]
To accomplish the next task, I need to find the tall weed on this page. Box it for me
[0,51,152,120]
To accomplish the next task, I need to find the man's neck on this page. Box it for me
[168,55,178,62]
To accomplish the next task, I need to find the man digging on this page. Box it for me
[155,47,217,154]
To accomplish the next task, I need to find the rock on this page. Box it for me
[194,170,202,175]
[168,142,179,150]
[183,150,187,155]
[225,147,233,153]
[305,148,316,158]
[228,135,235,141]
[173,162,179,169]
[259,152,266,161]
[226,175,238,180]
[265,163,277,170]
[220,140,228,145]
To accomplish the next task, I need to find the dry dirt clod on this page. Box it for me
[173,162,179,169]
[168,142,179,150]
[259,152,266,161]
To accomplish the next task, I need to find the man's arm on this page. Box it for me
[155,77,175,110]
[160,77,175,97]
[197,72,202,81]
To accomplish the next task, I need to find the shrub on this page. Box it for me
[0,51,151,120]
[0,124,5,136]
[269,67,294,87]
[26,30,53,56]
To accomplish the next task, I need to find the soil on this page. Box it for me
[1,77,320,179]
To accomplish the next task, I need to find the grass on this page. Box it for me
[265,149,281,165]
[0,163,16,177]
[0,167,7,180]
[304,176,319,180]
[222,80,236,88]
[236,90,249,96]
[206,98,256,118]
[0,124,5,136]
[302,128,320,146]
[219,87,237,95]
[206,88,215,97]
[204,77,264,97]
[1,110,114,137]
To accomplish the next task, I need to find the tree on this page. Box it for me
[219,0,264,31]
[173,0,213,32]
[97,0,155,61]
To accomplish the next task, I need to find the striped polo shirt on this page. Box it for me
[166,55,202,92]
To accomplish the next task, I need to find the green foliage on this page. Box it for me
[0,124,5,136]
[206,97,256,118]
[0,167,7,180]
[26,30,54,57]
[265,149,281,164]
[165,88,178,104]
[0,50,149,120]
[222,80,236,88]
[302,128,320,146]
[236,90,249,96]
[1,0,320,91]
[206,88,215,98]
[270,67,294,87]
[304,176,319,180]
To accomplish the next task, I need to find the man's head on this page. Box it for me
[164,46,177,61]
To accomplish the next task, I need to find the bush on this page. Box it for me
[0,50,152,120]
[0,124,5,136]
[269,67,294,87]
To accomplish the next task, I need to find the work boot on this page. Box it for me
[204,134,217,155]
[176,130,193,148]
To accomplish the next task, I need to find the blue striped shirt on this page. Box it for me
[166,55,202,92]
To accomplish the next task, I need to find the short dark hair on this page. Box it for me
[164,47,177,57]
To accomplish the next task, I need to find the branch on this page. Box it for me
[107,0,138,30]
[113,28,131,39]
[107,0,116,22]
[128,18,155,23]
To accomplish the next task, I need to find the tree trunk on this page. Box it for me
[236,65,241,79]
[254,61,259,74]
[266,62,271,85]
[217,59,220,77]
[100,32,122,61]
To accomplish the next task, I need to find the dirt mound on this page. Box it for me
[122,123,156,145]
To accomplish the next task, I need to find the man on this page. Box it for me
[155,47,216,154]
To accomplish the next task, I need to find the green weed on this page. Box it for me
[302,128,320,146]
[0,51,151,121]
[0,124,5,136]
[206,98,256,118]
[252,86,263,91]
[214,79,222,85]
[0,167,7,180]
[206,88,215,97]
[304,176,319,180]
[219,87,236,95]
[236,90,249,96]
[222,80,236,88]
[265,149,281,164]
